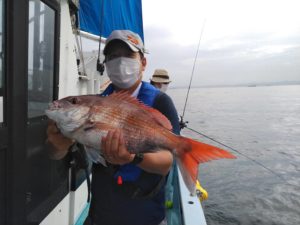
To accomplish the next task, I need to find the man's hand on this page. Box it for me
[101,129,173,176]
[101,129,134,165]
[46,120,74,159]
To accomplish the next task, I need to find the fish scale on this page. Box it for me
[45,92,236,193]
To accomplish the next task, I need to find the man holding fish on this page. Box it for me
[46,30,235,225]
[92,30,182,225]
[48,30,180,225]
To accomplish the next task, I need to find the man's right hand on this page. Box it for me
[46,119,74,160]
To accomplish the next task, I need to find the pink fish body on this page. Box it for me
[46,92,235,193]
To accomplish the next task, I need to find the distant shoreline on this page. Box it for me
[170,81,300,89]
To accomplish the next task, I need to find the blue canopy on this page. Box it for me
[79,0,144,41]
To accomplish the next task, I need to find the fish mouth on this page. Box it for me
[48,101,60,110]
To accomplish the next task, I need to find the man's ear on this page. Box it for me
[141,57,147,71]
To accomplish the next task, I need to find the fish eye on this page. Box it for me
[70,97,78,104]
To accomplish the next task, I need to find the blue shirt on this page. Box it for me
[89,81,180,225]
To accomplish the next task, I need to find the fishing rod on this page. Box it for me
[180,19,206,129]
[179,20,298,188]
[185,126,299,188]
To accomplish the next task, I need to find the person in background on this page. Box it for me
[47,30,180,225]
[150,69,171,92]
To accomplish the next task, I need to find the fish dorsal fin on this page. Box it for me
[108,91,139,104]
[107,91,173,130]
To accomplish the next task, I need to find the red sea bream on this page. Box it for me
[45,92,235,193]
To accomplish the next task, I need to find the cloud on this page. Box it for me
[81,0,300,88]
[143,20,300,87]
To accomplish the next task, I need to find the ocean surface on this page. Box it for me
[168,85,300,225]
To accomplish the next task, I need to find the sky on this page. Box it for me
[141,0,300,87]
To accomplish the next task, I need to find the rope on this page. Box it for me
[75,2,87,76]
[96,0,105,75]
[97,0,105,62]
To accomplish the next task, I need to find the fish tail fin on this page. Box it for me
[175,136,236,194]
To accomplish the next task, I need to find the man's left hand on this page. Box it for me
[101,129,135,165]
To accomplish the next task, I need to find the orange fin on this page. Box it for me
[108,91,140,104]
[107,91,172,130]
[176,137,236,194]
[146,108,172,130]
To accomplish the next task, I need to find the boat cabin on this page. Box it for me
[0,1,206,224]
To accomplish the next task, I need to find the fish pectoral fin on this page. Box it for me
[83,124,96,132]
[85,146,107,167]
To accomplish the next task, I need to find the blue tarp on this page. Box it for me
[79,0,144,41]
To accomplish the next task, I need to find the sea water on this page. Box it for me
[168,85,300,225]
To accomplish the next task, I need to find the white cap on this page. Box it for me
[103,30,148,54]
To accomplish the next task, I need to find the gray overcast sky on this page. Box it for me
[142,0,300,87]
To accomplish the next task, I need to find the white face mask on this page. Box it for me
[159,84,169,93]
[105,57,141,89]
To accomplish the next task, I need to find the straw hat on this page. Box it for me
[150,69,171,83]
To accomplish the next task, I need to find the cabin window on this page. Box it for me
[0,0,5,223]
[28,0,55,118]
[0,0,4,124]
[26,2,68,224]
